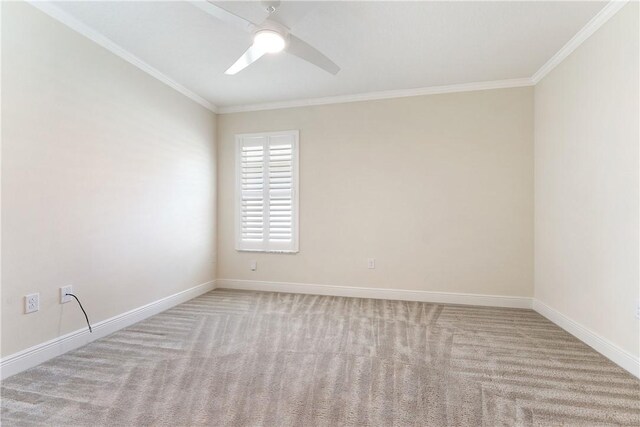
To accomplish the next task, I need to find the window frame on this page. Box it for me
[234,130,299,253]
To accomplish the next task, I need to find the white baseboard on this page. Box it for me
[0,280,216,380]
[533,299,640,379]
[216,279,533,309]
[218,279,639,378]
[5,279,635,382]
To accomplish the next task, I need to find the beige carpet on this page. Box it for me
[1,289,639,426]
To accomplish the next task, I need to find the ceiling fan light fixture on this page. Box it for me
[253,30,285,53]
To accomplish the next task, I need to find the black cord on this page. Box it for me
[66,293,92,333]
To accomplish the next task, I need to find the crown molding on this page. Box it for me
[26,0,627,114]
[217,77,534,114]
[531,0,629,84]
[27,1,218,113]
[220,0,627,114]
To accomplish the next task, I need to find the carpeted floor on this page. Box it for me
[1,289,639,426]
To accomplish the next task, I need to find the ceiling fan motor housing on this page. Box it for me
[257,19,288,37]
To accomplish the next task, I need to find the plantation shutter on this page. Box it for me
[236,131,299,252]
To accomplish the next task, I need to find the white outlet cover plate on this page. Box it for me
[60,286,73,304]
[25,293,39,314]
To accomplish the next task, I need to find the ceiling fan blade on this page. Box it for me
[189,1,257,33]
[287,35,340,75]
[225,44,267,75]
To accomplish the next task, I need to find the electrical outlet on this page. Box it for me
[25,293,39,314]
[367,258,375,269]
[60,286,73,304]
[250,260,257,271]
[636,301,640,320]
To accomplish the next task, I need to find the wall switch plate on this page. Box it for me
[60,286,73,304]
[250,260,257,271]
[367,258,375,269]
[25,293,39,314]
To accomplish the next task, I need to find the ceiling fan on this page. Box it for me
[190,0,340,75]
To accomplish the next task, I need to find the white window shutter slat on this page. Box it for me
[235,131,299,252]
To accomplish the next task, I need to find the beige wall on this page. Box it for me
[1,0,633,375]
[218,87,534,296]
[1,3,217,357]
[534,2,639,357]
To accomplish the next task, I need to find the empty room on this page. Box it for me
[1,0,638,425]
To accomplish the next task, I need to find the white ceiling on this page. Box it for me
[51,1,606,109]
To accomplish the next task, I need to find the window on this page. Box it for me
[235,130,299,252]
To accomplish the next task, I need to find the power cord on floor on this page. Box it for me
[66,293,93,333]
